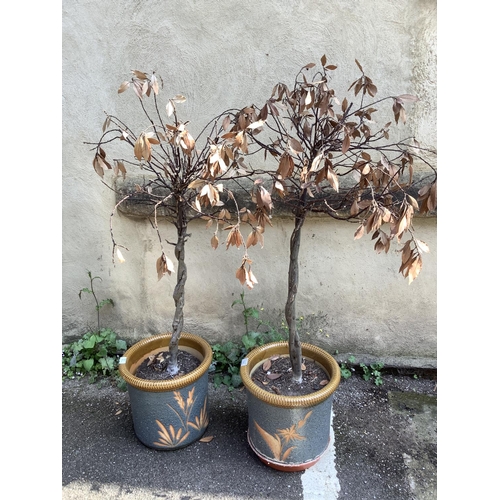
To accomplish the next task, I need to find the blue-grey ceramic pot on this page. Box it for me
[119,332,212,450]
[240,341,341,471]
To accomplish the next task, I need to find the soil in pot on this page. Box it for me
[250,355,330,396]
[134,350,201,380]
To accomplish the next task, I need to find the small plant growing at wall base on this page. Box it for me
[232,291,287,349]
[78,270,114,332]
[210,341,246,390]
[339,355,357,379]
[62,328,127,387]
[360,362,385,386]
[63,271,127,388]
[210,293,287,391]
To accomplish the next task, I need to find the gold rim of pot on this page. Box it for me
[240,341,341,408]
[118,332,213,393]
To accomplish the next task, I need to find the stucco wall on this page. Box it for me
[62,0,437,366]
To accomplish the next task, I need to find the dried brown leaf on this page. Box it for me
[132,80,144,98]
[134,136,143,161]
[407,195,419,210]
[374,238,386,254]
[173,94,186,103]
[289,137,304,154]
[400,240,412,267]
[361,163,371,176]
[304,89,313,106]
[365,212,376,234]
[114,160,127,179]
[235,265,246,285]
[199,435,214,443]
[354,224,365,240]
[188,179,205,190]
[150,74,159,95]
[263,359,272,371]
[247,269,258,288]
[310,153,324,173]
[93,156,104,178]
[141,135,152,161]
[156,253,175,280]
[255,185,274,212]
[247,119,266,130]
[180,130,196,155]
[408,256,422,284]
[222,115,231,131]
[116,248,126,263]
[225,226,244,249]
[354,80,363,96]
[118,81,130,94]
[342,134,350,154]
[367,83,378,97]
[415,239,430,254]
[396,94,419,103]
[132,70,148,80]
[277,153,294,178]
[350,199,359,216]
[399,107,407,125]
[102,116,111,132]
[166,100,174,117]
[211,234,219,250]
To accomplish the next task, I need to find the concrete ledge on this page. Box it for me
[113,175,437,221]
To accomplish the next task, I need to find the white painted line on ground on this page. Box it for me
[301,410,340,500]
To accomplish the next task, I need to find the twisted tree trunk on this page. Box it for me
[166,195,188,376]
[285,208,306,382]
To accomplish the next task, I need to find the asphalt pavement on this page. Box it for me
[62,369,437,500]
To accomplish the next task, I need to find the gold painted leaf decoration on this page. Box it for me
[254,420,282,460]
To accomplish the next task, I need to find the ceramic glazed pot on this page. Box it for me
[119,332,212,450]
[240,341,341,471]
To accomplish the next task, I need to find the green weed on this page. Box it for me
[62,328,127,387]
[63,271,127,389]
[360,362,385,386]
[210,292,286,391]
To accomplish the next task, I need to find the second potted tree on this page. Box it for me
[240,56,437,470]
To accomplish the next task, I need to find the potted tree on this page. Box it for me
[88,70,271,449]
[239,57,437,470]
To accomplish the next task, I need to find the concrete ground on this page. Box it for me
[62,370,437,499]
